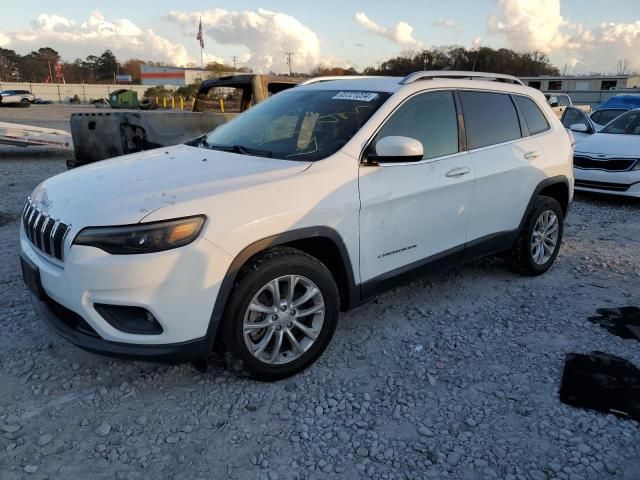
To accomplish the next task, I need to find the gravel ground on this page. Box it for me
[1,147,640,479]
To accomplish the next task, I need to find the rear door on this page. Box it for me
[460,90,541,242]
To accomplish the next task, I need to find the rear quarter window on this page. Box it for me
[459,91,522,149]
[513,96,550,136]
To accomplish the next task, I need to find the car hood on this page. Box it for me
[574,133,640,157]
[29,144,311,228]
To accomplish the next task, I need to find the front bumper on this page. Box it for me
[20,226,233,359]
[31,293,209,362]
[573,167,640,198]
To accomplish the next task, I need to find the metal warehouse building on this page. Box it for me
[140,66,215,87]
[520,75,640,91]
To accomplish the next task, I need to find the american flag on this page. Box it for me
[196,18,204,49]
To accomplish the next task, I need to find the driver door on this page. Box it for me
[358,91,475,284]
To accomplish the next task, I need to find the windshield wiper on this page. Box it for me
[205,143,274,158]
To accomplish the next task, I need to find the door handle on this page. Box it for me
[445,167,471,178]
[524,151,540,160]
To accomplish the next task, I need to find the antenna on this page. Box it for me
[231,55,238,70]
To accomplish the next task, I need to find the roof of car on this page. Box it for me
[297,75,535,96]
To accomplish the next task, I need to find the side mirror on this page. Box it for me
[570,123,589,133]
[368,136,423,164]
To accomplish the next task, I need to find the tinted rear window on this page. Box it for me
[459,91,521,149]
[513,96,550,135]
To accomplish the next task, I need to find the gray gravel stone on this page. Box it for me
[37,433,52,446]
[95,422,111,437]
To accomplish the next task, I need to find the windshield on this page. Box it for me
[601,110,640,135]
[203,89,390,161]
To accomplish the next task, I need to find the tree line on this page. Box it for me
[0,44,560,84]
[361,46,560,77]
[0,47,246,84]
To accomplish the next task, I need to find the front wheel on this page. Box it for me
[508,196,564,275]
[222,247,339,380]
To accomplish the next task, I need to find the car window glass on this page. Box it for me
[514,96,550,136]
[561,108,590,130]
[267,82,295,96]
[459,91,521,149]
[194,86,249,113]
[601,111,640,135]
[375,91,458,160]
[592,109,626,126]
[205,90,390,161]
[559,96,571,107]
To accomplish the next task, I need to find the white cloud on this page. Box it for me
[167,8,342,73]
[488,0,640,72]
[354,12,422,48]
[1,12,191,65]
[488,0,569,53]
[472,36,483,50]
[434,19,457,29]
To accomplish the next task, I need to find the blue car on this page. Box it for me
[590,94,640,129]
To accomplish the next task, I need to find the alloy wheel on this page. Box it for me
[243,274,325,365]
[531,210,559,265]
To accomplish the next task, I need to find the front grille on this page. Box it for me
[22,198,70,261]
[573,155,637,172]
[575,179,630,192]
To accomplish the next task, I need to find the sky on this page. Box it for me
[0,0,638,74]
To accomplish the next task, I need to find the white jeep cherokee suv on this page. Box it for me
[20,71,573,380]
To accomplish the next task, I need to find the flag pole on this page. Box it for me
[201,15,203,68]
[197,16,205,68]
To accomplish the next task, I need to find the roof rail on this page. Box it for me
[299,75,382,85]
[400,71,524,86]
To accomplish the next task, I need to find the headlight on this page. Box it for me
[74,216,205,254]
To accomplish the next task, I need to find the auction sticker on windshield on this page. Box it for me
[332,91,379,102]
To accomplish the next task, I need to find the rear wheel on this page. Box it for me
[508,196,564,275]
[222,247,339,380]
[20,98,31,107]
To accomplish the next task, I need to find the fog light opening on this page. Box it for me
[94,304,163,335]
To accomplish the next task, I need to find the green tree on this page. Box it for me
[363,46,560,77]
[97,50,118,81]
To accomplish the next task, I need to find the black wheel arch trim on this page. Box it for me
[202,226,359,357]
[519,175,571,228]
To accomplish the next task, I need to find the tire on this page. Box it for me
[20,98,31,107]
[508,196,564,276]
[222,246,339,381]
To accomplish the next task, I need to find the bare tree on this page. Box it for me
[616,59,630,75]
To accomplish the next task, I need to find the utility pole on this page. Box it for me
[285,52,294,76]
[231,55,238,70]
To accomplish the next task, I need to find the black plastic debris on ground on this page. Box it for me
[588,307,640,340]
[560,351,640,421]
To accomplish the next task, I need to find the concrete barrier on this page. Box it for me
[0,82,151,104]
